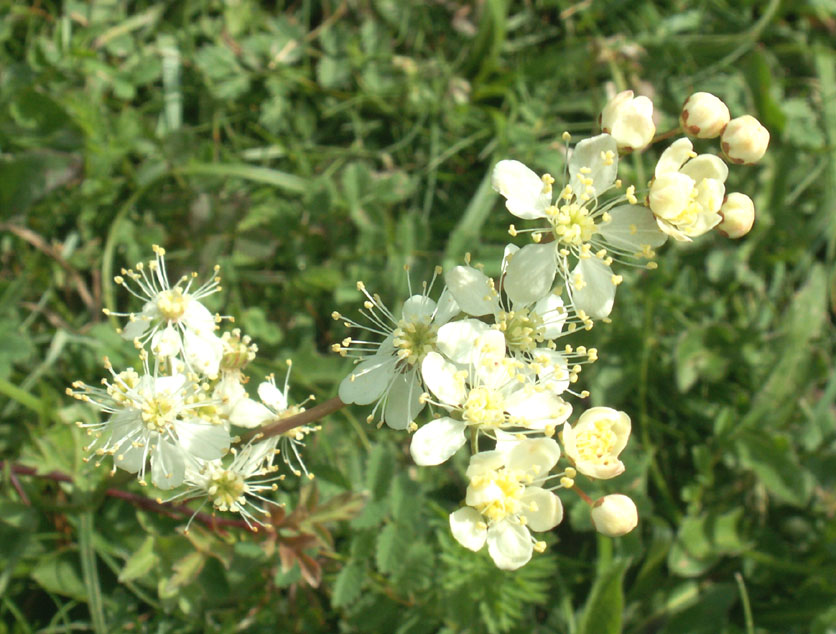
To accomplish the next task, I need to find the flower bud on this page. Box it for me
[599,90,656,152]
[590,494,638,537]
[680,92,730,139]
[717,192,755,239]
[721,115,769,165]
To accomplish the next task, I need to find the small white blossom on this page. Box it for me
[562,407,630,479]
[649,138,728,241]
[680,92,730,139]
[449,436,565,570]
[721,115,769,165]
[600,90,656,151]
[590,494,638,537]
[717,192,755,239]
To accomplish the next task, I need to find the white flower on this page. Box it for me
[590,494,638,537]
[493,135,666,320]
[680,92,730,139]
[106,245,225,377]
[562,407,630,479]
[721,115,769,165]
[69,363,230,489]
[600,90,656,151]
[717,192,755,239]
[228,364,317,478]
[333,274,459,430]
[449,437,564,570]
[410,332,572,466]
[649,138,728,241]
[175,437,283,530]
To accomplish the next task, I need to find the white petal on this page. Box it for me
[113,443,145,474]
[534,293,567,339]
[570,257,616,320]
[505,437,561,474]
[421,351,466,406]
[401,295,437,322]
[437,319,490,364]
[409,417,467,466]
[183,330,223,377]
[449,507,487,552]
[501,243,520,277]
[520,486,564,531]
[465,449,507,478]
[486,521,533,570]
[491,160,551,220]
[532,348,570,394]
[569,134,619,196]
[229,397,276,428]
[680,154,728,184]
[503,243,556,306]
[151,440,186,490]
[150,325,181,358]
[445,266,499,317]
[599,204,668,251]
[176,419,230,460]
[153,373,186,396]
[181,298,216,337]
[338,354,397,405]
[505,390,571,427]
[655,138,694,178]
[383,371,425,430]
[433,287,460,326]
[257,381,287,412]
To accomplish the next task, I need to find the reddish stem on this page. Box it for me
[242,396,345,443]
[572,483,595,506]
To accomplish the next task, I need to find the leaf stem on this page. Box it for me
[242,396,346,443]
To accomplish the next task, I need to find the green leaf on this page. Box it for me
[175,163,309,195]
[577,559,629,634]
[332,562,366,608]
[159,551,205,599]
[375,523,409,575]
[733,430,813,506]
[365,443,395,501]
[31,550,87,601]
[119,536,159,583]
[0,150,82,215]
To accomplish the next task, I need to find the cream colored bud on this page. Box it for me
[717,192,755,239]
[599,90,656,152]
[721,115,769,165]
[680,92,730,139]
[590,494,638,537]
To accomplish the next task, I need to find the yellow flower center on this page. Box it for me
[462,387,506,428]
[550,202,598,247]
[471,469,525,522]
[208,469,246,511]
[141,396,175,432]
[496,308,544,354]
[156,288,188,321]
[575,419,618,466]
[393,318,437,366]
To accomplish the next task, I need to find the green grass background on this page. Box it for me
[1,0,835,632]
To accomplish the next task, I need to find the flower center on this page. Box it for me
[497,308,544,354]
[141,396,176,432]
[156,288,188,321]
[471,469,525,522]
[393,318,437,366]
[462,387,506,428]
[575,419,618,465]
[207,469,246,511]
[551,202,598,247]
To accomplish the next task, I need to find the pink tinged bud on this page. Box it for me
[591,494,638,537]
[600,90,656,152]
[680,92,730,139]
[721,115,770,165]
[717,192,755,239]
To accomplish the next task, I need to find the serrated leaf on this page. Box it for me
[119,536,159,583]
[365,443,395,501]
[332,562,365,608]
[375,523,409,574]
[734,431,813,505]
[31,550,87,601]
[159,551,205,599]
[577,559,629,634]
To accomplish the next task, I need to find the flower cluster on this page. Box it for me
[336,89,767,569]
[68,247,315,529]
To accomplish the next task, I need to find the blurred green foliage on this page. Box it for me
[1,0,835,632]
